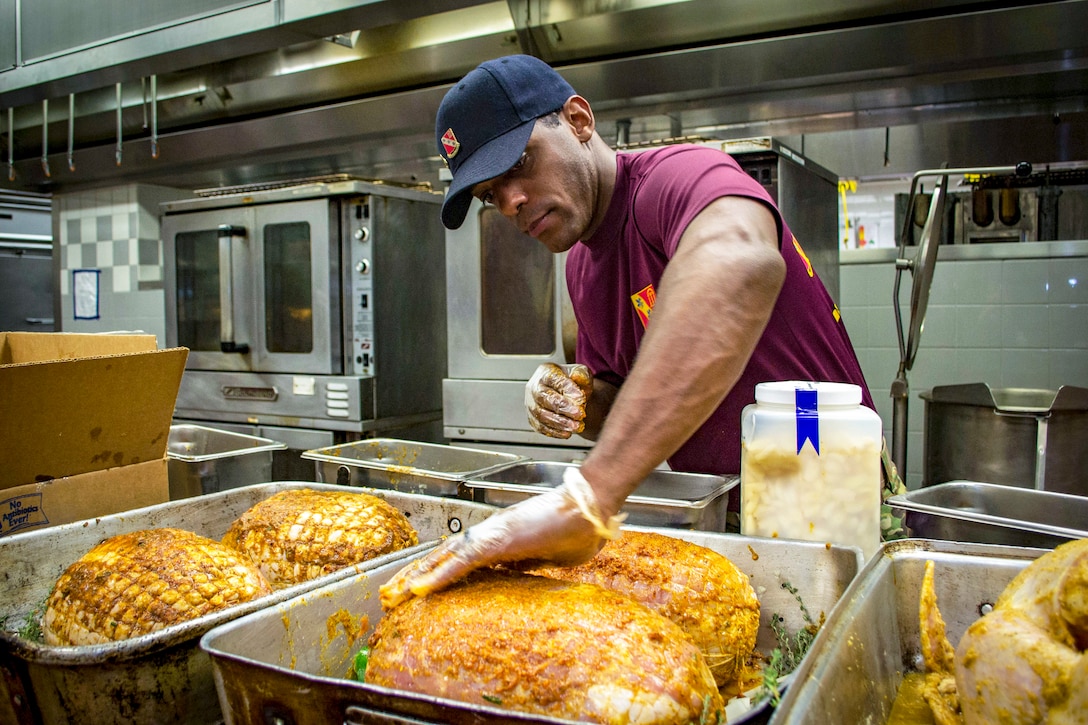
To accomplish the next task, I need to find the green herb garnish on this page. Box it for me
[351,646,370,682]
[759,648,787,707]
[699,693,722,725]
[755,581,824,707]
[13,597,48,643]
[482,694,503,705]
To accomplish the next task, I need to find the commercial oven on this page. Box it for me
[443,198,586,462]
[162,178,447,480]
[442,137,840,461]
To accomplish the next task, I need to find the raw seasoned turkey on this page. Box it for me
[954,538,1088,724]
[918,560,962,725]
[920,538,1088,725]
[530,529,760,686]
[366,569,725,724]
[222,488,418,588]
[42,527,271,646]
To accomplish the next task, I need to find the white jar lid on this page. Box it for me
[754,380,862,406]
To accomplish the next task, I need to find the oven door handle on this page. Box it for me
[218,224,250,354]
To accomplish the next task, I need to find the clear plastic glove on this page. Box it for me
[525,362,594,439]
[379,467,623,610]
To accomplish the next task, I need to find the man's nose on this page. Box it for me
[493,183,527,218]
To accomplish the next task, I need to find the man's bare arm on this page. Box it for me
[578,195,786,515]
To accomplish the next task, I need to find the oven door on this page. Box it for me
[164,199,341,375]
[444,199,585,448]
[446,200,575,380]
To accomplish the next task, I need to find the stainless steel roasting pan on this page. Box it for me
[768,538,1048,725]
[0,481,497,725]
[200,528,864,725]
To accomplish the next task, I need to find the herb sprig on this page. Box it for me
[755,581,823,707]
[1,597,48,643]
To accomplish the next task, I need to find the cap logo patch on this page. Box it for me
[441,128,460,158]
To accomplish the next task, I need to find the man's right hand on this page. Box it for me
[379,467,622,610]
[525,363,594,438]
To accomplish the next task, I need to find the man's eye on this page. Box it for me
[479,192,493,205]
[512,153,527,171]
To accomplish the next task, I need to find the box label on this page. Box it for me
[2,492,49,535]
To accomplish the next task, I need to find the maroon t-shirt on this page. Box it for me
[567,145,873,479]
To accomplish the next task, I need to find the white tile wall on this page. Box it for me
[54,184,189,346]
[840,245,1088,489]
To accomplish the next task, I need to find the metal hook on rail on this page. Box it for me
[115,83,123,167]
[6,107,14,181]
[41,100,51,178]
[150,75,159,159]
[68,94,76,172]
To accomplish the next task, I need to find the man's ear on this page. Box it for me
[564,96,595,141]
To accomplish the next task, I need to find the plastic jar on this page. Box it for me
[740,381,882,559]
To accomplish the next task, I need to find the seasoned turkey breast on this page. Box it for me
[366,569,725,725]
[918,538,1088,725]
[531,530,760,686]
[954,537,1088,724]
[222,488,418,588]
[42,527,271,646]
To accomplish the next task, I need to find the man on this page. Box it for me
[380,54,878,608]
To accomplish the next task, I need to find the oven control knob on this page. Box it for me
[354,227,369,241]
[355,259,370,274]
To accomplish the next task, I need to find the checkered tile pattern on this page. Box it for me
[58,195,163,294]
[51,184,187,342]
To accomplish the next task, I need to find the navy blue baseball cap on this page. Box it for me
[436,55,576,230]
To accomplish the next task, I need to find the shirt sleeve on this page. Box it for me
[629,147,784,257]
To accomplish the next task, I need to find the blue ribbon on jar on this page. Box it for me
[795,387,820,455]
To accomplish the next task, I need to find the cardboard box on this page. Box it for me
[0,332,188,537]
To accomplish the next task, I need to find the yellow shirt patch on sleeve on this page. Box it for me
[631,283,656,328]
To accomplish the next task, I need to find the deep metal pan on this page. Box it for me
[303,438,527,497]
[166,423,287,498]
[463,461,739,531]
[0,482,497,725]
[200,528,864,725]
[769,538,1047,725]
[887,480,1088,548]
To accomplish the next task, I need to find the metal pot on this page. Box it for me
[920,383,1088,495]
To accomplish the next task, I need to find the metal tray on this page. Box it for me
[303,438,527,498]
[167,423,288,499]
[0,482,498,725]
[888,480,1088,548]
[464,461,739,531]
[200,528,863,725]
[769,538,1046,725]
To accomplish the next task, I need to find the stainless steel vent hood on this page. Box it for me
[1,0,1087,194]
